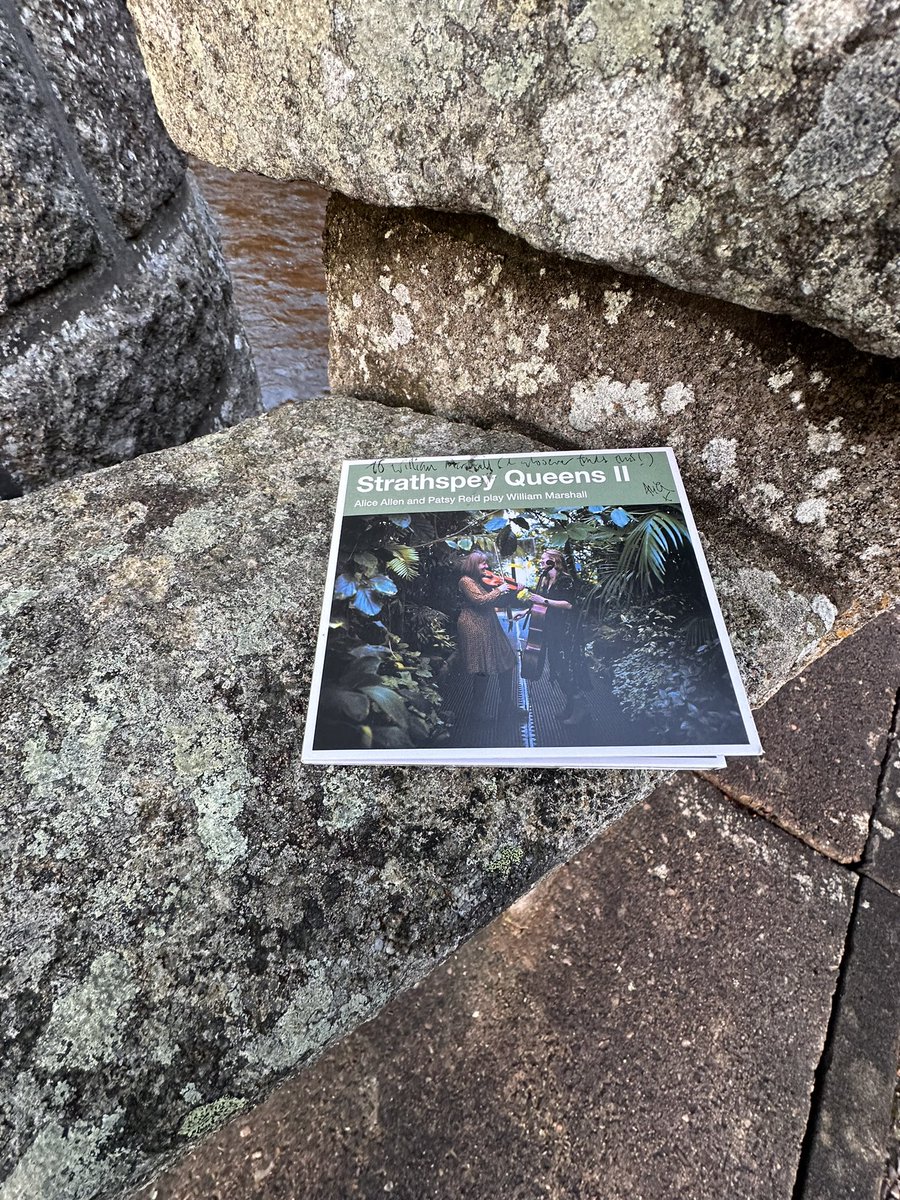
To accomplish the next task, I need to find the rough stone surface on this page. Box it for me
[710,607,900,863]
[0,0,258,491]
[129,0,900,355]
[16,0,185,238]
[137,777,856,1200]
[798,877,900,1200]
[326,197,900,627]
[0,13,99,309]
[0,174,258,497]
[0,398,640,1200]
[0,395,848,1200]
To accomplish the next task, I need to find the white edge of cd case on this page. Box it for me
[301,449,761,766]
[303,752,726,769]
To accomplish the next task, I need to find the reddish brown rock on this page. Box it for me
[710,608,900,862]
[140,777,855,1200]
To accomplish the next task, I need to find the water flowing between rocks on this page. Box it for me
[192,159,329,410]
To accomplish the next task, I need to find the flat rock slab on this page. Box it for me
[0,395,852,1200]
[140,776,855,1200]
[710,608,900,862]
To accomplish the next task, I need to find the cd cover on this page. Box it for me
[302,448,760,768]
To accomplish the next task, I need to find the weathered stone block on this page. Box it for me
[0,18,99,310]
[0,0,258,492]
[129,0,900,354]
[711,608,900,863]
[145,775,856,1200]
[16,0,186,238]
[326,197,900,625]
[0,395,844,1199]
[0,174,258,497]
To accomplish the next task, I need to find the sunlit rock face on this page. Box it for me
[0,395,849,1200]
[325,197,900,629]
[130,0,899,356]
[0,0,259,497]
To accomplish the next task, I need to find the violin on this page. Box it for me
[482,570,520,589]
[480,567,545,677]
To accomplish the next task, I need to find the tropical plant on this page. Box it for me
[314,502,700,750]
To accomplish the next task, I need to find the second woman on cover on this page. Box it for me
[528,549,581,722]
[457,550,518,717]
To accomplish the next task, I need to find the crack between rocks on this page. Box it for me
[698,685,900,875]
[694,771,856,867]
[790,871,862,1200]
[859,684,900,874]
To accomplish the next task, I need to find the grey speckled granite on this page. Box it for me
[16,0,185,238]
[130,0,900,355]
[0,0,259,493]
[141,776,856,1200]
[0,174,258,496]
[0,396,850,1200]
[0,15,98,308]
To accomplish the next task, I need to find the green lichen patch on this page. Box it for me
[486,845,524,877]
[177,1096,249,1140]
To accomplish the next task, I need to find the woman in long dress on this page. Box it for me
[528,548,579,721]
[456,550,517,715]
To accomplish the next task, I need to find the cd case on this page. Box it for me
[302,448,760,768]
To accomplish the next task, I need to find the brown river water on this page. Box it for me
[191,159,330,410]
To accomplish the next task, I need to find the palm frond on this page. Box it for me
[602,511,689,599]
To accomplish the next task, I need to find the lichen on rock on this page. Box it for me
[130,0,900,354]
[0,395,887,1198]
[0,397,670,1200]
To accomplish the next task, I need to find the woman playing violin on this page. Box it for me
[457,550,518,715]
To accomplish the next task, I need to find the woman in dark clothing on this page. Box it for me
[529,549,582,722]
[456,550,517,715]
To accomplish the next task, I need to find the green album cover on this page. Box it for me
[303,449,759,767]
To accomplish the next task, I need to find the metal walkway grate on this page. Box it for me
[442,613,635,751]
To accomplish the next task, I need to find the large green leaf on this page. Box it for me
[483,514,507,532]
[362,685,409,727]
[372,724,413,749]
[353,551,379,573]
[333,573,358,599]
[609,511,689,597]
[370,574,399,596]
[387,543,420,580]
[321,687,370,722]
[342,661,385,690]
[351,588,383,616]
